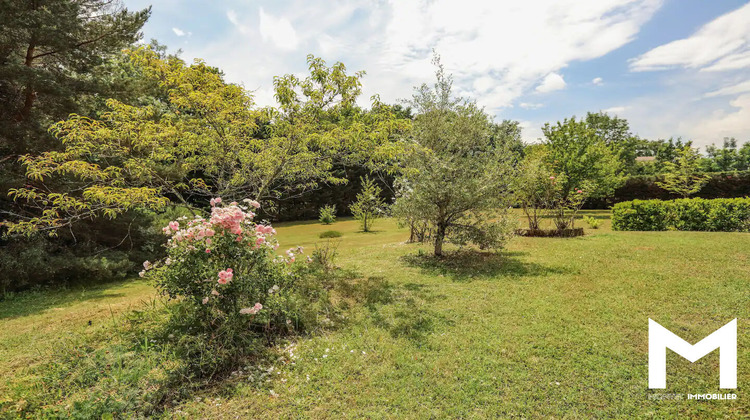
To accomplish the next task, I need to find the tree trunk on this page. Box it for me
[15,36,37,122]
[433,223,446,256]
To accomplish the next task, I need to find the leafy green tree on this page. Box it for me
[585,112,638,173]
[490,119,524,158]
[657,145,709,198]
[349,177,384,232]
[6,49,409,235]
[704,137,740,172]
[392,56,516,256]
[739,141,750,171]
[541,117,623,200]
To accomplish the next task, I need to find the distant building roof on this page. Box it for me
[635,156,656,162]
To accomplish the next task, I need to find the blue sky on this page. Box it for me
[123,0,750,148]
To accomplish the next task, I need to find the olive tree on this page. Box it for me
[392,56,516,256]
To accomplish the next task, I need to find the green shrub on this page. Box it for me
[583,216,601,229]
[319,230,342,238]
[142,198,332,378]
[318,204,337,224]
[311,239,340,271]
[350,177,385,232]
[611,198,750,231]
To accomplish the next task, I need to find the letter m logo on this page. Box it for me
[649,319,737,389]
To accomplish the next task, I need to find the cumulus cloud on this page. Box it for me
[592,77,603,85]
[185,0,662,112]
[535,73,566,93]
[630,3,750,72]
[686,94,750,143]
[258,7,299,51]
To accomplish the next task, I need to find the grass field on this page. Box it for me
[2,211,749,418]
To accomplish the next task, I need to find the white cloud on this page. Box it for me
[602,106,626,114]
[149,1,663,116]
[705,80,750,98]
[535,72,566,93]
[379,0,661,109]
[172,27,188,37]
[226,10,252,35]
[685,94,750,144]
[193,0,663,110]
[258,7,299,51]
[520,102,544,110]
[630,3,750,72]
[592,77,603,85]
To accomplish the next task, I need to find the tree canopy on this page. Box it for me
[392,56,516,256]
[6,49,410,235]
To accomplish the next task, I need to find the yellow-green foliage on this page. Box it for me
[6,48,410,236]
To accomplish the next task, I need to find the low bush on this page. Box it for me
[583,216,601,229]
[311,239,340,271]
[6,198,338,418]
[611,198,750,231]
[319,230,342,238]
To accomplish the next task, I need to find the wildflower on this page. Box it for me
[549,176,555,180]
[240,302,263,315]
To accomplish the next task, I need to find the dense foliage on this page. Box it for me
[611,198,750,232]
[142,198,331,375]
[6,49,409,236]
[656,145,709,198]
[392,56,516,256]
[584,171,750,208]
[541,117,624,199]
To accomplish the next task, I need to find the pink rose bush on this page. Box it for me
[140,198,325,344]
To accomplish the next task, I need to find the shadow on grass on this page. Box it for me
[335,275,450,345]
[400,250,568,282]
[0,281,132,320]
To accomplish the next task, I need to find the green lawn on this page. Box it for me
[2,211,749,418]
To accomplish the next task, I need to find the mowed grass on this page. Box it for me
[2,211,749,418]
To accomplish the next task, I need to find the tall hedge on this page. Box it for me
[611,198,750,231]
[586,171,750,208]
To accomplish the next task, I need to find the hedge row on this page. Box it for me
[611,198,750,231]
[585,171,750,208]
